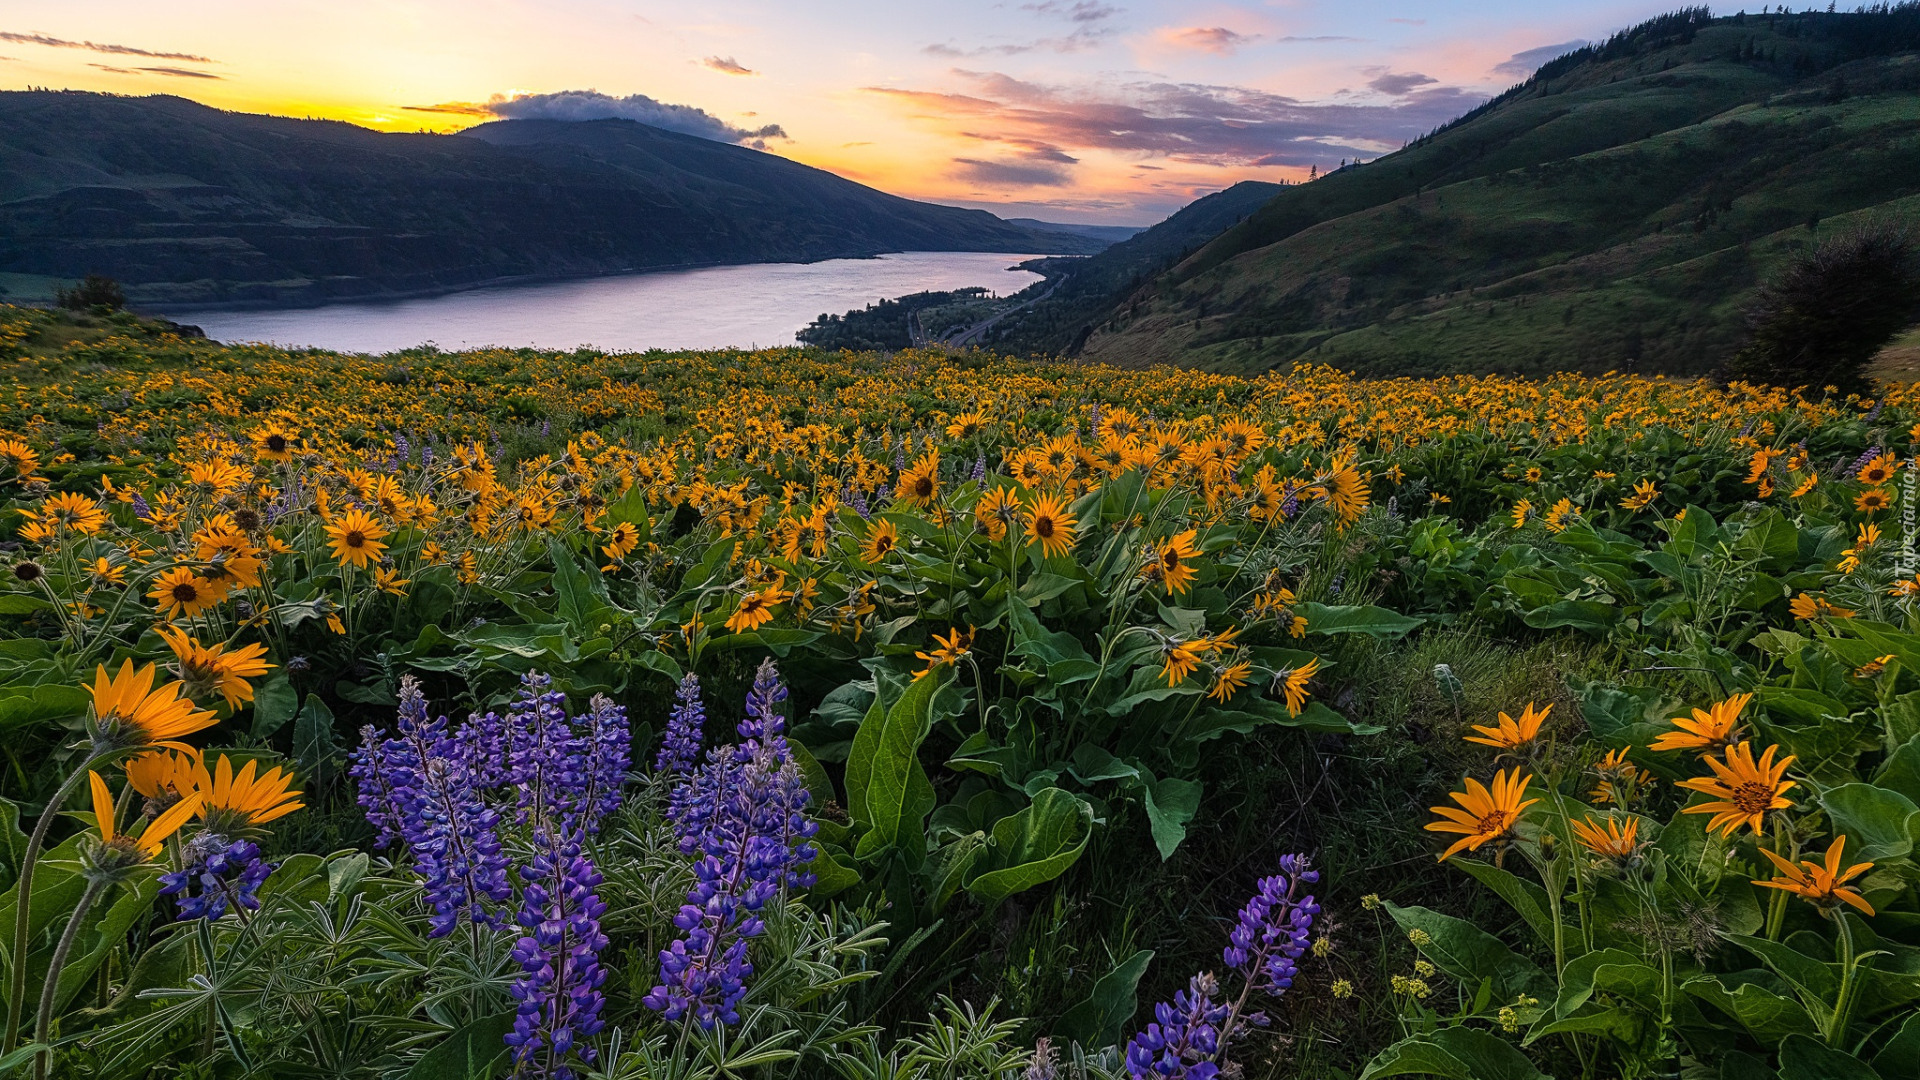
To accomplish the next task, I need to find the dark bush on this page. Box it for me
[1725,225,1920,395]
[53,274,126,312]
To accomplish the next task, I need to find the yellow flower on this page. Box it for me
[1465,701,1550,750]
[945,412,989,440]
[1676,741,1796,837]
[1789,592,1854,621]
[1327,466,1370,527]
[1426,768,1539,861]
[373,567,411,597]
[88,660,219,754]
[189,753,304,832]
[1278,656,1319,716]
[324,509,389,569]
[1159,640,1205,686]
[125,748,202,803]
[1856,488,1893,514]
[1856,453,1899,486]
[725,586,787,634]
[34,492,108,535]
[252,424,301,462]
[1649,693,1750,755]
[974,486,1021,540]
[1024,493,1078,558]
[897,451,940,507]
[1509,499,1534,528]
[1854,654,1896,679]
[1588,748,1655,806]
[90,771,200,860]
[1570,815,1641,861]
[860,518,900,564]
[913,626,975,681]
[1143,529,1201,596]
[1753,835,1876,916]
[1619,479,1659,511]
[157,626,274,711]
[1208,660,1252,702]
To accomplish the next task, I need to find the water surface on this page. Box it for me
[171,252,1046,353]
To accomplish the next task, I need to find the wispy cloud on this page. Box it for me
[702,55,756,75]
[1365,70,1437,96]
[952,156,1074,187]
[926,0,1119,58]
[1158,27,1257,54]
[1020,1,1120,23]
[1493,40,1588,78]
[404,89,786,145]
[0,30,212,63]
[88,62,221,78]
[865,69,1481,170]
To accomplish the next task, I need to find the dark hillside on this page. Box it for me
[0,93,1101,307]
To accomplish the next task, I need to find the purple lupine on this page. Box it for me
[350,723,413,849]
[1847,446,1882,478]
[848,484,871,519]
[1223,855,1319,997]
[506,673,587,830]
[1124,856,1320,1080]
[578,694,631,833]
[410,753,514,936]
[1125,974,1232,1080]
[159,835,273,921]
[646,660,818,1028]
[971,454,987,482]
[656,673,706,774]
[506,831,610,1079]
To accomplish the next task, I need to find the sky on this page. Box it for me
[0,1,1685,224]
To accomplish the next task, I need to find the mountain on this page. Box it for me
[0,93,1107,308]
[1004,219,1145,245]
[968,181,1287,356]
[1003,7,1920,376]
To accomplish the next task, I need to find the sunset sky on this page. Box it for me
[2,1,1679,223]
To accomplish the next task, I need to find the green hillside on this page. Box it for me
[1056,7,1920,376]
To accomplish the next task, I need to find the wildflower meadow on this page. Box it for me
[0,303,1917,1079]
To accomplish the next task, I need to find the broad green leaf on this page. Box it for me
[1776,1034,1881,1080]
[1549,949,1661,1022]
[1724,934,1838,1004]
[1296,602,1423,638]
[293,694,339,782]
[1872,734,1920,804]
[0,685,90,732]
[1359,1026,1549,1080]
[1386,903,1551,1005]
[963,788,1092,903]
[0,797,26,892]
[249,672,299,739]
[1452,860,1558,951]
[1684,974,1820,1044]
[1872,1010,1920,1075]
[1144,777,1201,861]
[0,595,51,615]
[1818,783,1920,861]
[1055,949,1153,1049]
[403,1012,514,1080]
[849,671,938,865]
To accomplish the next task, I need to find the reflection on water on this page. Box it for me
[169,252,1048,354]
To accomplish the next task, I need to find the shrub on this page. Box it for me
[1725,225,1920,395]
[53,273,126,313]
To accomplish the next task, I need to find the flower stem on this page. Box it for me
[31,877,106,1080]
[4,761,97,1053]
[1828,913,1860,1048]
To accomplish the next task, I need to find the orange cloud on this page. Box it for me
[703,56,757,75]
[1157,27,1257,54]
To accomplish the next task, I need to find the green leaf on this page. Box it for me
[963,788,1092,904]
[1776,1034,1881,1080]
[1819,783,1920,861]
[1387,903,1551,1005]
[293,694,339,782]
[805,846,863,899]
[1684,974,1821,1044]
[1724,935,1838,1003]
[1143,777,1201,861]
[1872,1010,1920,1075]
[249,672,299,739]
[0,685,90,732]
[848,673,938,865]
[1875,734,1920,803]
[0,595,51,615]
[50,875,159,1017]
[1549,949,1661,1022]
[1452,860,1558,951]
[1054,949,1153,1049]
[1296,602,1423,638]
[0,797,26,892]
[1359,1027,1549,1080]
[403,1012,514,1080]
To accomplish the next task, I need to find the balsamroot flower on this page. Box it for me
[1024,493,1078,558]
[189,754,304,834]
[1570,815,1643,864]
[1426,769,1539,862]
[325,508,389,568]
[1650,693,1751,755]
[1464,701,1550,750]
[1753,835,1876,916]
[86,660,219,755]
[1676,741,1796,837]
[157,626,275,711]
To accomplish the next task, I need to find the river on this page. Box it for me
[168,252,1049,354]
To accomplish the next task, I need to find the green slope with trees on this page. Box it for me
[1041,7,1920,377]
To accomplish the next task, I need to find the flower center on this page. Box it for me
[1476,810,1512,836]
[172,582,199,602]
[1034,517,1055,539]
[1732,781,1775,815]
[345,530,366,547]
